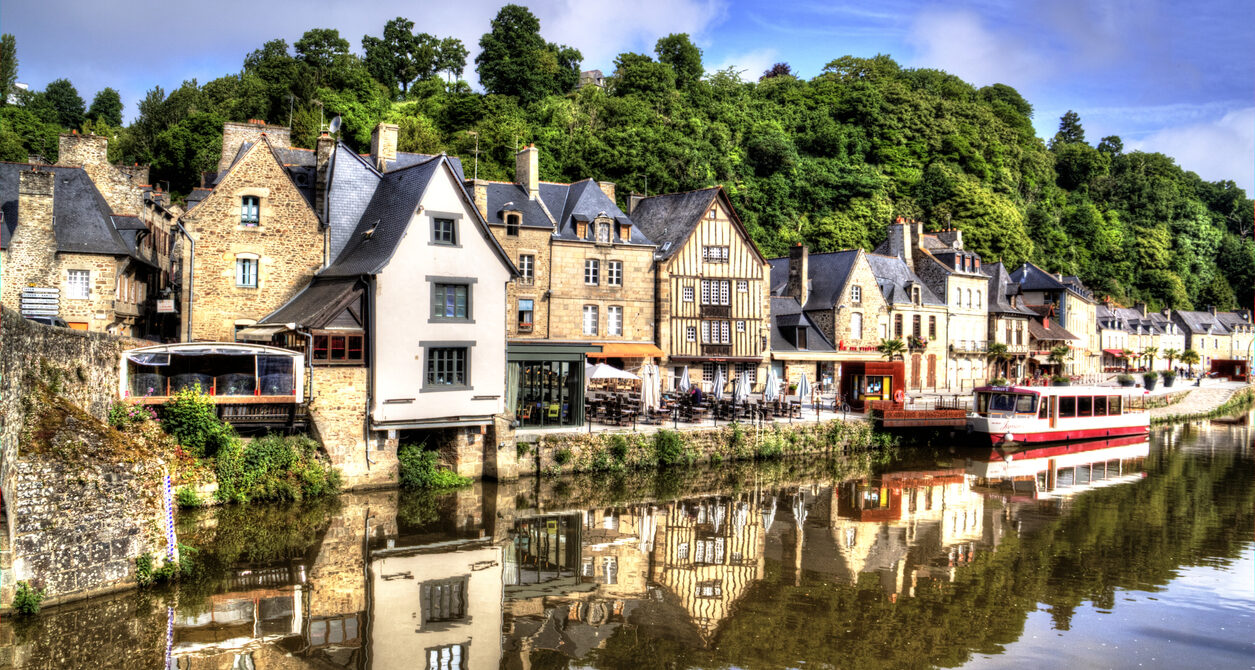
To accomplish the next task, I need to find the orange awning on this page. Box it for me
[586,343,665,358]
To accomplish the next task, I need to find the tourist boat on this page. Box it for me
[965,385,1149,445]
[965,435,1150,500]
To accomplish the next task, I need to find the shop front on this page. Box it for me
[839,361,906,410]
[507,342,601,427]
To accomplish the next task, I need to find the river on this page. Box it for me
[0,418,1251,669]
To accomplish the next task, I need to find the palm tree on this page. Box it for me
[1120,348,1135,373]
[1142,346,1158,372]
[1048,344,1071,375]
[1163,347,1181,371]
[877,338,906,361]
[1180,349,1200,376]
[986,342,1011,379]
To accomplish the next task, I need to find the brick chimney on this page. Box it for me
[315,131,335,219]
[787,244,809,306]
[370,123,398,171]
[465,179,489,219]
[515,145,539,200]
[57,132,108,167]
[628,192,644,215]
[597,180,615,202]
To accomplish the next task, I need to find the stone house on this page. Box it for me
[1009,261,1100,377]
[632,187,771,393]
[874,219,990,390]
[1025,304,1080,377]
[984,262,1036,380]
[1216,310,1254,362]
[767,247,908,406]
[467,145,660,427]
[1097,302,1185,372]
[1172,308,1237,370]
[865,253,948,391]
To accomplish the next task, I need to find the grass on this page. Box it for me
[1150,386,1255,425]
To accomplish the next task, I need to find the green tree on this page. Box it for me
[42,78,86,128]
[1051,109,1085,147]
[986,342,1011,379]
[655,33,703,88]
[760,62,793,81]
[1142,346,1158,371]
[436,37,469,83]
[1048,345,1071,372]
[0,34,16,105]
[475,4,581,102]
[1096,135,1123,156]
[611,52,675,99]
[294,28,352,86]
[1162,348,1180,371]
[1180,349,1200,375]
[87,87,123,126]
[877,338,906,361]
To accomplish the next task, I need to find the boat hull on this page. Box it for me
[979,423,1149,445]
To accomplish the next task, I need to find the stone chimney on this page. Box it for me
[628,192,644,215]
[315,131,335,219]
[1208,304,1217,316]
[1133,301,1148,317]
[787,244,809,306]
[886,217,915,272]
[57,132,108,167]
[465,179,489,219]
[370,122,398,171]
[515,144,539,200]
[597,180,615,202]
[12,169,58,288]
[218,120,292,173]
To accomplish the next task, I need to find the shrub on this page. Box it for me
[1051,375,1070,385]
[1161,371,1176,381]
[755,432,784,460]
[136,547,199,587]
[175,486,203,508]
[215,434,341,503]
[107,401,157,429]
[554,448,573,466]
[160,386,234,457]
[12,581,44,616]
[609,435,630,463]
[1117,373,1134,384]
[652,430,688,467]
[1142,371,1158,384]
[729,422,746,455]
[989,377,1008,386]
[398,443,471,489]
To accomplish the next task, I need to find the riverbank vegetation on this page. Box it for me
[2,5,1249,310]
[1151,386,1255,425]
[398,443,472,489]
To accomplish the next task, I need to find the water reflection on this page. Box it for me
[0,416,1251,669]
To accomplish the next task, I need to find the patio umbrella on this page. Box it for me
[678,366,691,392]
[762,495,778,531]
[764,367,779,402]
[712,367,726,401]
[797,372,811,405]
[587,362,640,380]
[734,371,750,404]
[640,364,660,411]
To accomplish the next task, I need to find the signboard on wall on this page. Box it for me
[157,299,176,314]
[20,287,59,317]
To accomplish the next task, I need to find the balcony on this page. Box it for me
[1007,343,1030,354]
[951,340,988,354]
[700,305,730,319]
[113,300,142,318]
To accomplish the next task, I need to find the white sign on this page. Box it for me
[157,299,176,314]
[21,308,59,316]
[22,287,59,295]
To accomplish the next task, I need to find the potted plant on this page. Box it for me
[990,377,1008,386]
[1051,375,1070,386]
[1117,373,1135,387]
[1160,370,1176,388]
[1142,371,1158,391]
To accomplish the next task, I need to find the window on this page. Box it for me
[708,207,717,219]
[702,320,730,344]
[583,305,599,335]
[425,348,467,388]
[584,259,600,285]
[517,299,534,330]
[312,334,364,363]
[701,280,730,305]
[702,246,729,263]
[737,280,748,293]
[519,255,534,284]
[702,362,728,382]
[426,644,465,670]
[851,285,862,302]
[683,286,695,302]
[955,288,961,306]
[913,314,921,336]
[607,261,623,286]
[697,580,723,598]
[976,290,982,308]
[67,269,90,299]
[894,314,903,338]
[236,257,258,288]
[678,542,690,559]
[431,284,470,320]
[929,316,937,339]
[596,222,611,243]
[686,325,697,342]
[851,312,863,340]
[736,363,759,383]
[796,326,808,349]
[736,320,746,333]
[506,213,520,236]
[240,196,259,226]
[420,578,468,623]
[608,306,623,336]
[1059,396,1076,418]
[432,218,457,245]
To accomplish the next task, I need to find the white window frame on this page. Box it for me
[584,259,600,286]
[608,305,623,336]
[607,261,623,286]
[683,286,695,302]
[851,285,861,302]
[583,305,599,335]
[235,255,258,288]
[736,320,746,333]
[686,325,697,342]
[519,254,534,284]
[67,269,90,300]
[737,280,748,293]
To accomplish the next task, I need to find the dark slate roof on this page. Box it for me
[1173,310,1226,335]
[985,262,1036,316]
[1027,305,1079,341]
[111,215,146,231]
[1011,262,1094,301]
[865,253,944,306]
[630,188,721,260]
[387,152,464,180]
[0,163,129,255]
[1215,311,1251,331]
[767,250,859,312]
[484,182,552,228]
[321,156,445,277]
[484,178,654,245]
[185,188,212,211]
[258,277,364,328]
[770,297,836,353]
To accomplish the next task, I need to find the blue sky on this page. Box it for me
[2,0,1251,193]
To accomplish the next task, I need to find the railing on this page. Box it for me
[113,300,141,317]
[951,340,988,354]
[217,403,306,425]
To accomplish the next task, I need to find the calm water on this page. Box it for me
[1,419,1252,669]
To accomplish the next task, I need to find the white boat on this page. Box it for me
[965,385,1149,445]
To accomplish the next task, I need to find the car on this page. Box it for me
[26,315,69,328]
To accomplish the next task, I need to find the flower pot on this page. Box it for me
[1052,379,1070,387]
[1162,375,1175,388]
[1144,377,1158,391]
[1118,378,1135,387]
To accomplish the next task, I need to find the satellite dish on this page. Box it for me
[327,115,342,135]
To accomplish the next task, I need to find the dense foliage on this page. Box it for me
[2,6,1251,309]
[398,443,472,489]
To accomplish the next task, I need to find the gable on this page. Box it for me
[184,139,319,231]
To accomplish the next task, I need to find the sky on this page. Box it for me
[1,0,1251,193]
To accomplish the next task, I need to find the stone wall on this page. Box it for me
[307,366,399,489]
[492,226,553,337]
[58,133,148,217]
[218,121,291,173]
[0,587,166,668]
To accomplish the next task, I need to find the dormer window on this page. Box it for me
[506,213,520,236]
[240,196,260,226]
[596,222,610,243]
[616,222,632,241]
[911,285,921,305]
[795,326,808,350]
[576,221,588,239]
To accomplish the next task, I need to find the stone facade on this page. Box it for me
[218,120,292,173]
[308,366,399,489]
[58,132,147,217]
[494,225,554,337]
[547,239,655,342]
[181,135,324,342]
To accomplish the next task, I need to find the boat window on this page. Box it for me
[1078,396,1093,417]
[1109,396,1122,415]
[1038,398,1050,419]
[1059,396,1076,418]
[1057,467,1075,487]
[989,393,1017,412]
[1016,394,1036,413]
[1094,396,1108,416]
[976,392,990,415]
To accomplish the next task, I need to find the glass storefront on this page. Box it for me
[514,360,583,426]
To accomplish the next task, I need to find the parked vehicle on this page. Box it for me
[966,385,1149,445]
[26,315,69,328]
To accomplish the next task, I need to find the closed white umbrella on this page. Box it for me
[797,372,811,405]
[678,366,691,392]
[734,371,750,404]
[712,366,726,401]
[764,367,779,402]
[640,364,660,411]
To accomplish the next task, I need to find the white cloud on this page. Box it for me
[706,48,779,80]
[1126,107,1255,196]
[541,0,726,70]
[904,9,1044,87]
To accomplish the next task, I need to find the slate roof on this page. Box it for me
[770,297,836,353]
[184,188,212,211]
[1214,311,1252,332]
[767,249,859,312]
[985,262,1036,316]
[483,178,655,245]
[630,187,723,260]
[385,152,464,180]
[1027,305,1079,341]
[258,277,364,329]
[1011,262,1094,301]
[865,253,945,306]
[1173,310,1226,335]
[0,163,130,255]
